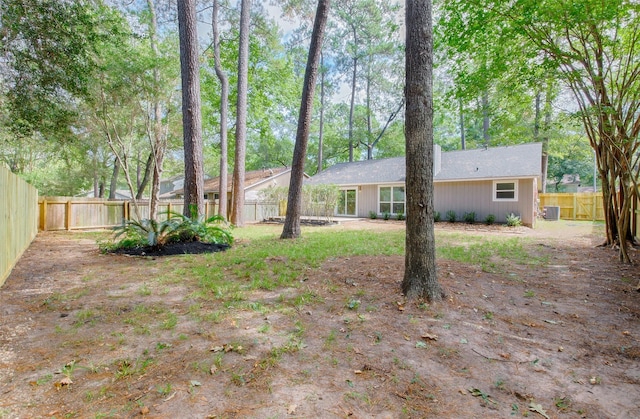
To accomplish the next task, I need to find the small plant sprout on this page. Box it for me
[446,210,457,223]
[505,213,522,227]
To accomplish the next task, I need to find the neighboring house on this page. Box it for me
[170,167,297,203]
[81,189,133,200]
[306,143,543,226]
[159,175,185,196]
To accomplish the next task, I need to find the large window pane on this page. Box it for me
[346,190,356,215]
[337,191,346,215]
[380,203,391,213]
[393,186,405,202]
[393,203,405,214]
[379,187,391,202]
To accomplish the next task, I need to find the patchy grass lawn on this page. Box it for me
[1,220,638,418]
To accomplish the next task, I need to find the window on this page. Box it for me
[493,180,518,201]
[337,189,357,216]
[379,186,405,214]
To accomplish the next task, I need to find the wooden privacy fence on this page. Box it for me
[1,164,38,286]
[38,197,280,231]
[539,193,605,221]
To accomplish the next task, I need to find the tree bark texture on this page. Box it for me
[402,0,443,301]
[135,151,153,200]
[147,0,166,221]
[281,0,331,239]
[213,0,229,220]
[109,157,120,200]
[348,53,357,162]
[317,52,325,174]
[231,0,252,227]
[177,0,205,218]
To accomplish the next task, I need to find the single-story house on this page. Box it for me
[170,167,297,202]
[306,142,543,227]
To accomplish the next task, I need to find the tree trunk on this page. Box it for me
[402,0,443,302]
[542,85,554,194]
[136,151,153,200]
[147,0,166,221]
[366,58,373,160]
[213,0,229,220]
[177,0,205,218]
[317,52,325,173]
[459,97,465,150]
[281,0,330,239]
[92,152,99,197]
[482,90,490,146]
[348,35,357,162]
[109,157,120,200]
[231,0,252,226]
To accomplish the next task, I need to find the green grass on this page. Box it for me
[171,226,543,307]
[436,233,544,272]
[186,229,405,299]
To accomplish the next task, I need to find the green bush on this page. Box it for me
[446,210,457,223]
[383,211,391,220]
[105,211,233,251]
[463,212,476,224]
[505,213,522,227]
[434,211,441,222]
[484,214,496,225]
[369,211,377,219]
[396,213,405,221]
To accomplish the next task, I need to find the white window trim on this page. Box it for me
[377,184,406,215]
[336,188,358,216]
[493,180,518,202]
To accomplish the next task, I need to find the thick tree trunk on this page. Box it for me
[177,0,205,218]
[231,0,252,226]
[109,157,120,200]
[135,152,153,200]
[281,0,330,239]
[213,0,229,220]
[402,0,443,302]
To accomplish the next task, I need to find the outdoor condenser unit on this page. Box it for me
[544,206,561,221]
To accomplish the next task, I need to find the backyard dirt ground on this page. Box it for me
[1,219,639,418]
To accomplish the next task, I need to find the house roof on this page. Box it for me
[307,143,542,185]
[172,167,291,195]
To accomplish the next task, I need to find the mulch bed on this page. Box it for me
[111,241,230,257]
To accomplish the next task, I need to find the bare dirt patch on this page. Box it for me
[1,221,639,418]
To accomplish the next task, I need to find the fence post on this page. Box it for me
[573,194,577,220]
[65,200,72,230]
[592,194,597,221]
[40,199,47,231]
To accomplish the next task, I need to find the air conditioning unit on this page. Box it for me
[544,206,560,221]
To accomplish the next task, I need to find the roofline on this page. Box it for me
[246,168,296,190]
[309,175,540,187]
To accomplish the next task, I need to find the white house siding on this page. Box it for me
[358,185,378,217]
[351,179,536,226]
[433,179,536,226]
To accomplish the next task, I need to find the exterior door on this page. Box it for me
[337,189,357,216]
